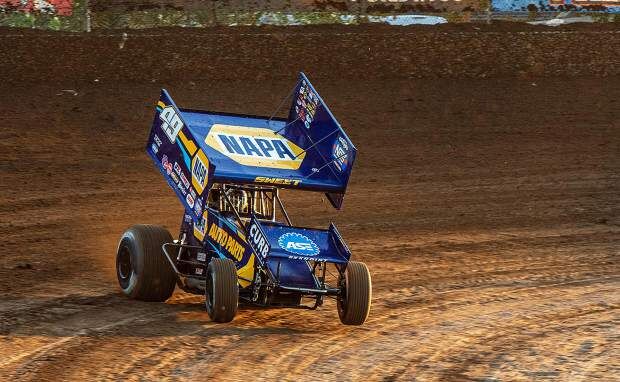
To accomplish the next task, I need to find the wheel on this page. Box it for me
[116,225,177,302]
[205,258,239,323]
[337,261,372,325]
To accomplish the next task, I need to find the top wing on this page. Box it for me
[145,73,357,221]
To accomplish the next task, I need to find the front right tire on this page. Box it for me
[337,261,372,325]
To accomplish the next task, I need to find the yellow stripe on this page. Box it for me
[178,130,197,156]
[237,254,255,288]
[237,231,246,242]
[157,101,166,109]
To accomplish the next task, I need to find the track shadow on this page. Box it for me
[0,290,312,338]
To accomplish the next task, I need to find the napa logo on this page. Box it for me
[205,124,306,170]
[191,149,209,195]
[278,233,320,256]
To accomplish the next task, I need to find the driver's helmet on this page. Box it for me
[227,188,249,214]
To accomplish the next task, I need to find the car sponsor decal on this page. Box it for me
[278,232,320,256]
[254,176,301,187]
[205,124,306,170]
[173,161,182,175]
[193,197,203,217]
[295,79,319,129]
[193,214,207,241]
[173,161,191,190]
[200,213,253,288]
[162,154,173,175]
[207,223,245,261]
[179,171,190,190]
[286,255,331,262]
[186,193,195,208]
[248,220,270,258]
[332,136,349,172]
[191,149,209,195]
[176,180,187,196]
[157,102,184,143]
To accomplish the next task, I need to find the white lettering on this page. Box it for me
[160,106,183,143]
[249,223,270,257]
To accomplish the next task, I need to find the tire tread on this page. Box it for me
[119,224,176,302]
[206,258,239,322]
[339,261,372,325]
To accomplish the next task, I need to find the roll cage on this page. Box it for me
[213,184,293,227]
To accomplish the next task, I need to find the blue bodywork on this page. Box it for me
[146,73,356,294]
[147,72,356,224]
[250,219,351,290]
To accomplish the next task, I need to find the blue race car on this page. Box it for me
[116,73,371,324]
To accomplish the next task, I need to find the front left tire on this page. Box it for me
[205,258,239,323]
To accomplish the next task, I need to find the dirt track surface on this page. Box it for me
[1,25,619,381]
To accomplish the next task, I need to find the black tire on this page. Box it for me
[116,225,177,302]
[337,261,372,325]
[205,258,239,323]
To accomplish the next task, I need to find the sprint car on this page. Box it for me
[116,73,371,324]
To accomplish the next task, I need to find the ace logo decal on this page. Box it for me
[278,232,320,256]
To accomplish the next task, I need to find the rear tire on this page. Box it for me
[205,258,239,323]
[337,261,372,325]
[116,225,177,302]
